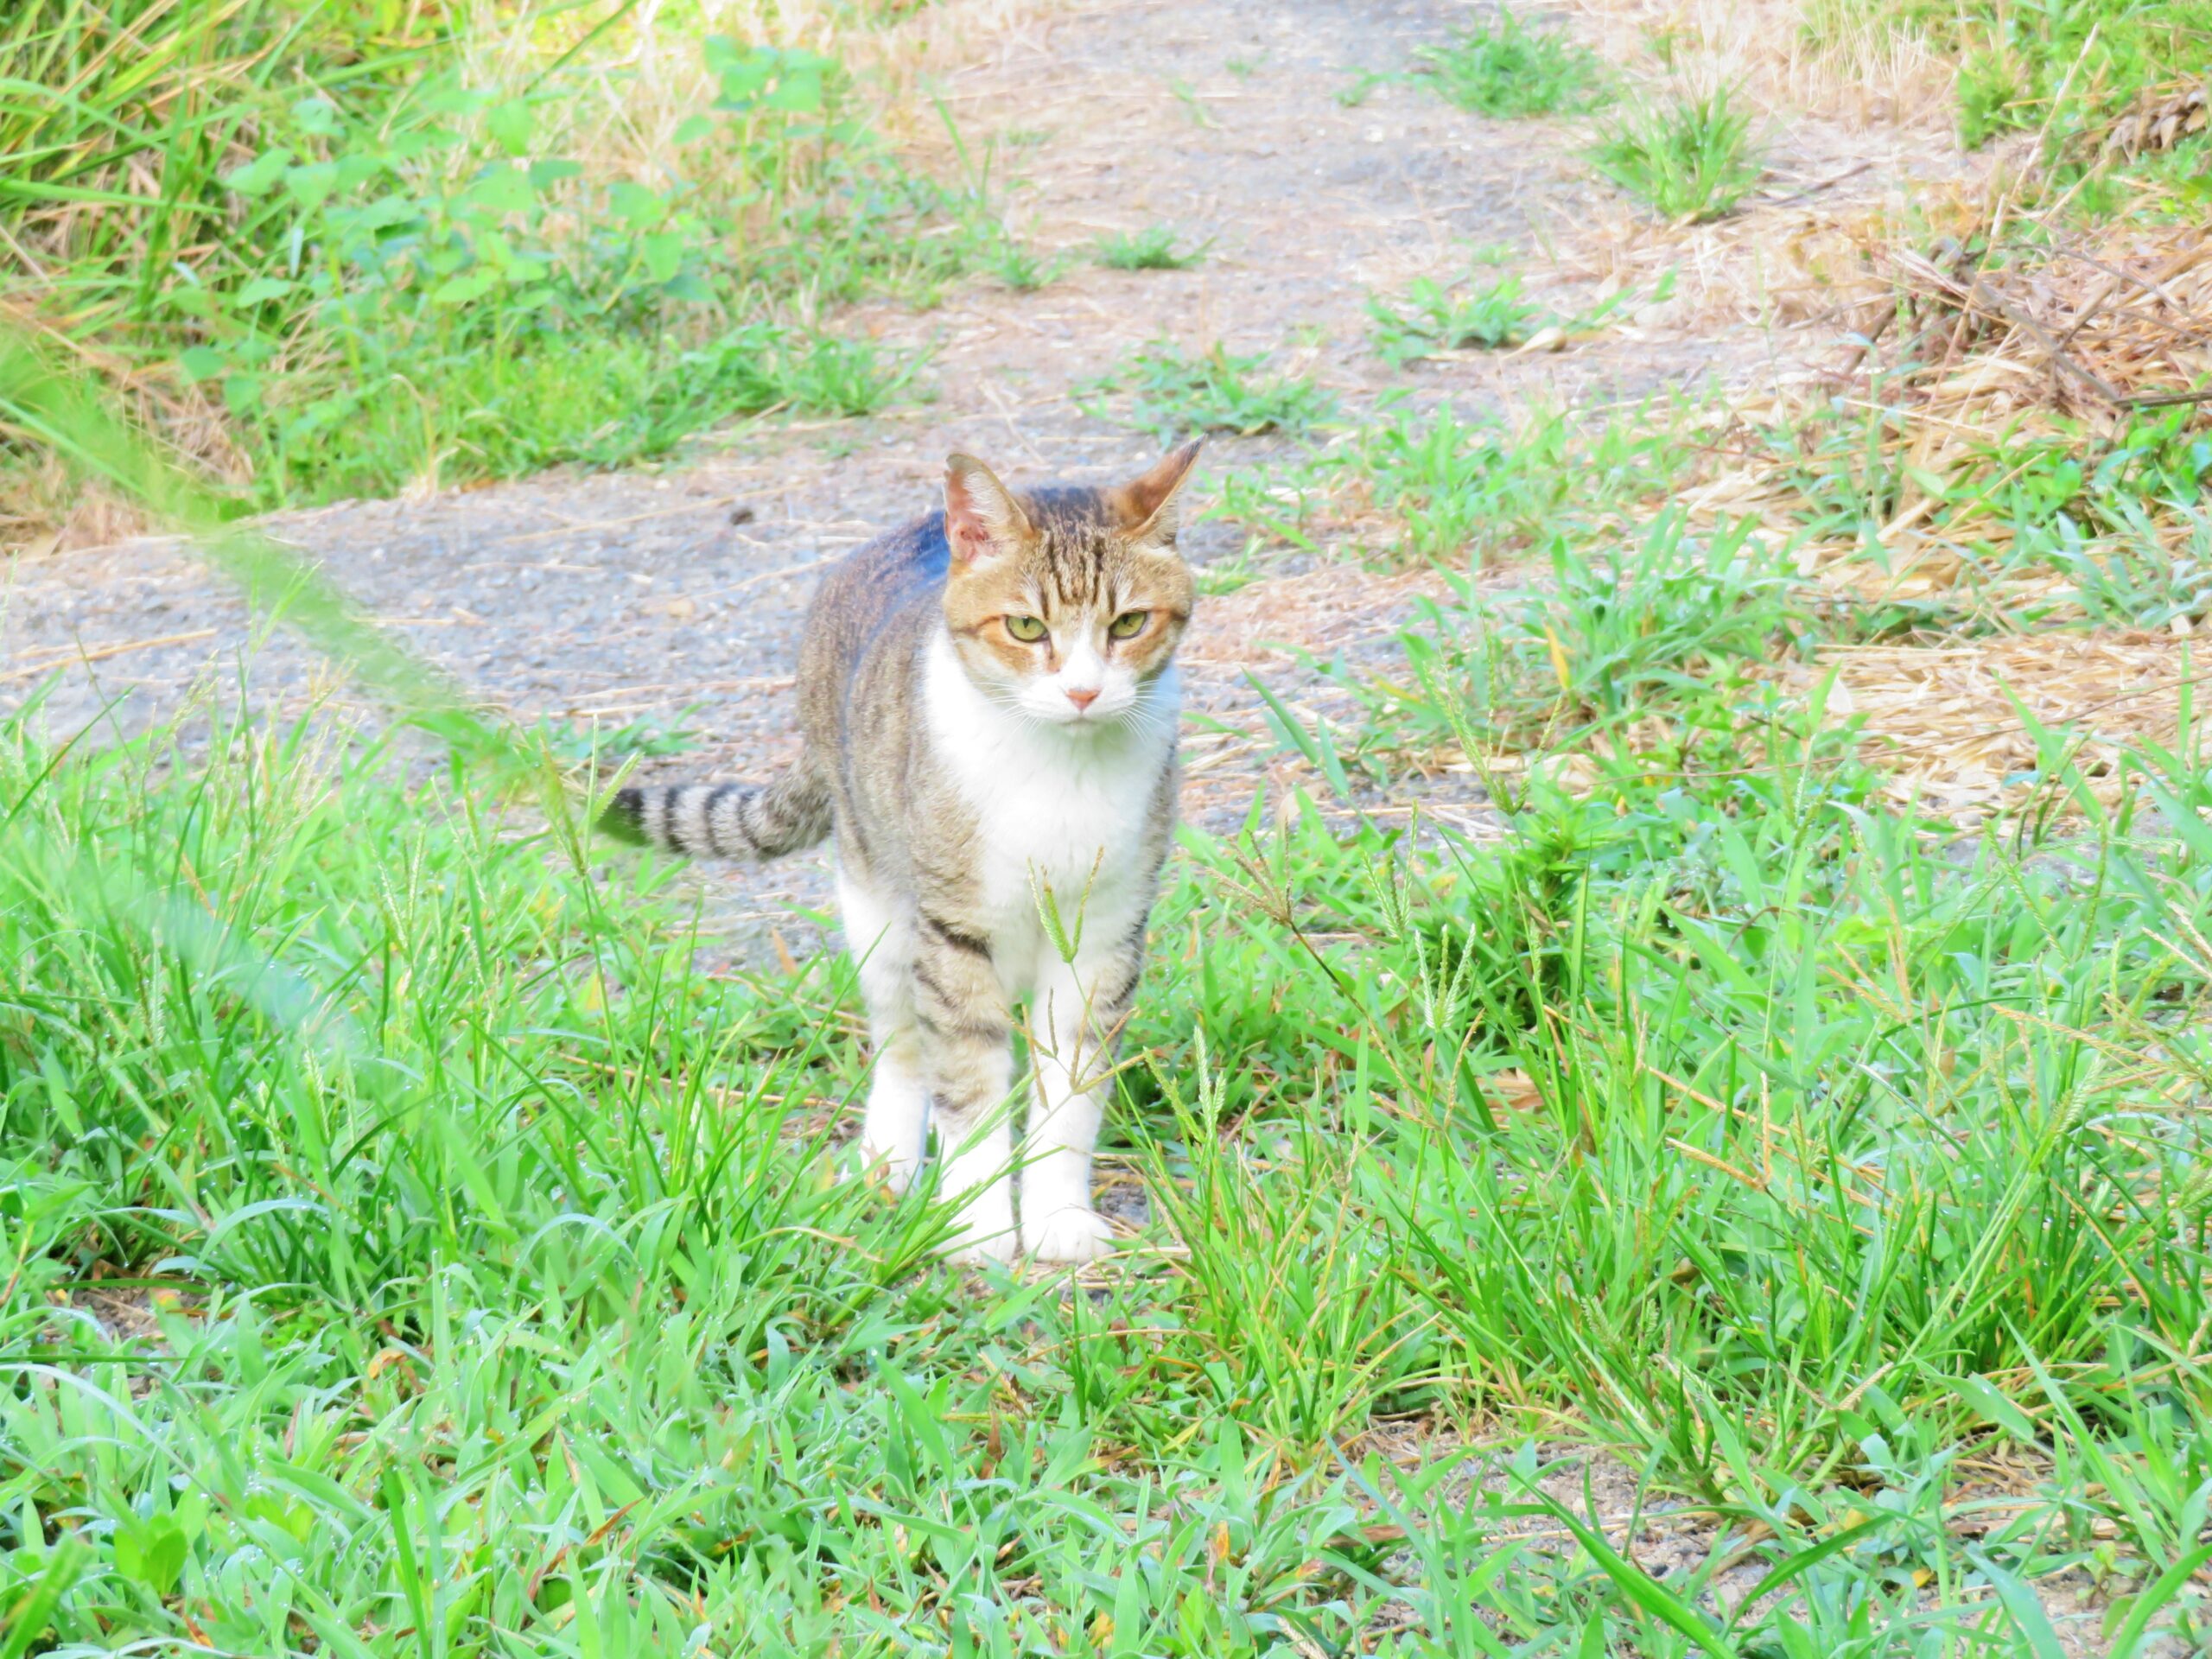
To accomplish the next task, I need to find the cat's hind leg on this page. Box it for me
[838,872,927,1195]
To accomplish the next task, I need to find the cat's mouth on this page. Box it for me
[1026,695,1128,731]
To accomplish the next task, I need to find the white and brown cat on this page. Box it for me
[604,441,1203,1263]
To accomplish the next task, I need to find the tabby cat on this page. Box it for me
[602,441,1203,1263]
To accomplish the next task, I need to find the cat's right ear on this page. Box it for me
[944,454,1032,567]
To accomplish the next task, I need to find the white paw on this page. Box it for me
[939,1184,1018,1266]
[944,1224,1020,1268]
[1024,1205,1116,1263]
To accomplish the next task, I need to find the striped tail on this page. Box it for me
[600,763,831,861]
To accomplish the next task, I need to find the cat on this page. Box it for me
[601,440,1203,1264]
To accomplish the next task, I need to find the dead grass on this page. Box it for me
[2095,79,2211,168]
[1887,222,2212,425]
[1782,631,2200,822]
[1537,101,1991,346]
[1566,0,1954,130]
[0,318,247,556]
[1685,121,2209,820]
[0,448,147,561]
[1179,562,1447,671]
[1400,80,2212,826]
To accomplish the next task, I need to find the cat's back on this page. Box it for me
[795,511,949,756]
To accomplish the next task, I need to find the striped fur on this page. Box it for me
[602,440,1204,1265]
[601,766,830,860]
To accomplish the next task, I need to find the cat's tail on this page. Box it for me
[599,761,831,861]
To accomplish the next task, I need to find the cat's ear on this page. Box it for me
[1117,437,1205,542]
[944,454,1033,567]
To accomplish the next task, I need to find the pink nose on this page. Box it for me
[1065,688,1099,711]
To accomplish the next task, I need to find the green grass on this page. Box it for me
[8,613,2212,1650]
[981,237,1067,292]
[1812,0,2212,149]
[0,3,993,526]
[1166,78,1217,128]
[1412,6,1607,118]
[1093,226,1212,271]
[1357,509,1806,758]
[1589,88,1766,221]
[1765,387,2212,632]
[1078,340,1338,440]
[1210,396,1702,568]
[10,345,2212,1656]
[251,322,917,502]
[1335,70,1395,108]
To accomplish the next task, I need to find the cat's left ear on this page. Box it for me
[1117,437,1205,543]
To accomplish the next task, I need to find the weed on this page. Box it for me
[1350,399,1514,562]
[1205,465,1328,554]
[531,712,704,766]
[1590,87,1766,221]
[1167,77,1217,128]
[243,322,912,501]
[1364,510,1804,753]
[1190,540,1275,596]
[1321,395,1703,565]
[1094,226,1212,271]
[1369,271,1547,363]
[1336,71,1394,108]
[2061,127,2212,224]
[1955,0,2212,149]
[1808,0,2212,148]
[776,329,925,417]
[1413,7,1607,118]
[981,237,1066,292]
[1079,340,1337,440]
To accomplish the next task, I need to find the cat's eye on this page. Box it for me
[1109,610,1149,640]
[1003,615,1047,643]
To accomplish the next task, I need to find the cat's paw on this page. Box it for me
[940,1187,1019,1266]
[944,1225,1020,1268]
[1024,1205,1116,1264]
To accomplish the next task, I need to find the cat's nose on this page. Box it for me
[1065,687,1100,712]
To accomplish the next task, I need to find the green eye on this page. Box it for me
[1004,614,1047,643]
[1109,610,1149,640]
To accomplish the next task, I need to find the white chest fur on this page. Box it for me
[922,632,1176,984]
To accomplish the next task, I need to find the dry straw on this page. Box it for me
[1568,86,2212,823]
[1888,226,2212,423]
[1779,632,2199,823]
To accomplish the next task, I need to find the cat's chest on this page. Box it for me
[923,639,1173,914]
[977,753,1158,889]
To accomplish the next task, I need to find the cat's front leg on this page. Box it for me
[1021,938,1142,1263]
[910,924,1020,1265]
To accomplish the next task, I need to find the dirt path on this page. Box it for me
[1,0,1966,967]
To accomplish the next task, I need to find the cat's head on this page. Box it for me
[939,441,1203,729]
